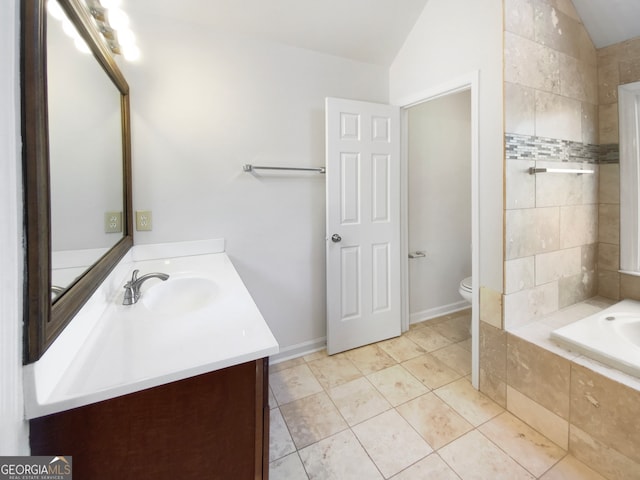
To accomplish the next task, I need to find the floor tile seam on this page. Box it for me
[347,425,388,480]
[348,408,437,479]
[290,450,312,480]
[393,401,447,453]
[431,383,505,426]
[271,405,302,463]
[324,375,396,429]
[434,443,466,480]
[467,427,547,479]
[364,372,434,408]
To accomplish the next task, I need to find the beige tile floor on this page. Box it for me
[268,310,608,480]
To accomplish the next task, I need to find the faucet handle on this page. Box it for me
[131,269,139,282]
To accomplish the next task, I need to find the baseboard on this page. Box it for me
[410,300,471,325]
[269,337,327,365]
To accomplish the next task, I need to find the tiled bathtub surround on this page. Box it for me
[479,299,640,480]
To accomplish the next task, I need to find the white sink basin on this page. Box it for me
[142,277,219,315]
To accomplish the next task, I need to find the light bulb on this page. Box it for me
[107,8,129,30]
[116,28,135,47]
[121,44,140,62]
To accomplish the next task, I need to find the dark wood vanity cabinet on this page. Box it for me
[30,358,270,480]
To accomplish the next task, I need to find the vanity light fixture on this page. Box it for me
[84,0,141,61]
[47,0,140,60]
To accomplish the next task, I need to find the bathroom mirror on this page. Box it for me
[619,81,640,274]
[22,0,133,363]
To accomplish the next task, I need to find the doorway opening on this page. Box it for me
[399,72,480,388]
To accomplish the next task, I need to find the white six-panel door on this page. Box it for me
[325,98,401,355]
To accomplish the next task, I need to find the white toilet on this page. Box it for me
[459,276,473,303]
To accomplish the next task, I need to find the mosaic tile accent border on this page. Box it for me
[505,134,619,164]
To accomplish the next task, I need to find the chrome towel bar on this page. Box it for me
[243,164,326,174]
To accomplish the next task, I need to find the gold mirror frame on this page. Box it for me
[21,0,133,363]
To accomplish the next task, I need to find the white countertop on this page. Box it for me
[24,240,279,419]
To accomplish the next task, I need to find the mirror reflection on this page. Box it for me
[47,1,124,298]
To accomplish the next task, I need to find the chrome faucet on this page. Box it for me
[123,269,169,305]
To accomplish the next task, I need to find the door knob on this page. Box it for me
[331,234,342,243]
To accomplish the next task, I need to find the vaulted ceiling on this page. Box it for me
[126,0,640,65]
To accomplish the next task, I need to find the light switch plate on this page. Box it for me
[104,211,122,233]
[136,210,152,231]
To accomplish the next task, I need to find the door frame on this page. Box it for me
[397,71,480,389]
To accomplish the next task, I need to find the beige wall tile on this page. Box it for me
[533,3,581,59]
[597,270,620,300]
[479,368,507,408]
[623,37,640,59]
[506,207,560,259]
[598,163,619,204]
[535,161,593,207]
[506,159,535,209]
[507,335,570,419]
[505,82,536,135]
[480,286,503,328]
[619,57,640,85]
[570,364,640,464]
[507,385,569,449]
[505,32,561,93]
[598,242,619,271]
[559,53,598,103]
[599,102,619,144]
[535,90,583,141]
[598,203,620,244]
[598,61,620,105]
[535,247,581,285]
[503,281,559,328]
[581,101,599,145]
[480,321,507,381]
[620,273,640,301]
[560,204,598,248]
[505,257,535,294]
[570,425,640,480]
[504,0,534,38]
[558,247,597,307]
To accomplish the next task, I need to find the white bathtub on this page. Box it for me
[551,299,640,378]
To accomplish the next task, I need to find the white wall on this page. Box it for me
[0,0,29,455]
[390,0,504,293]
[123,14,389,352]
[408,90,471,319]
